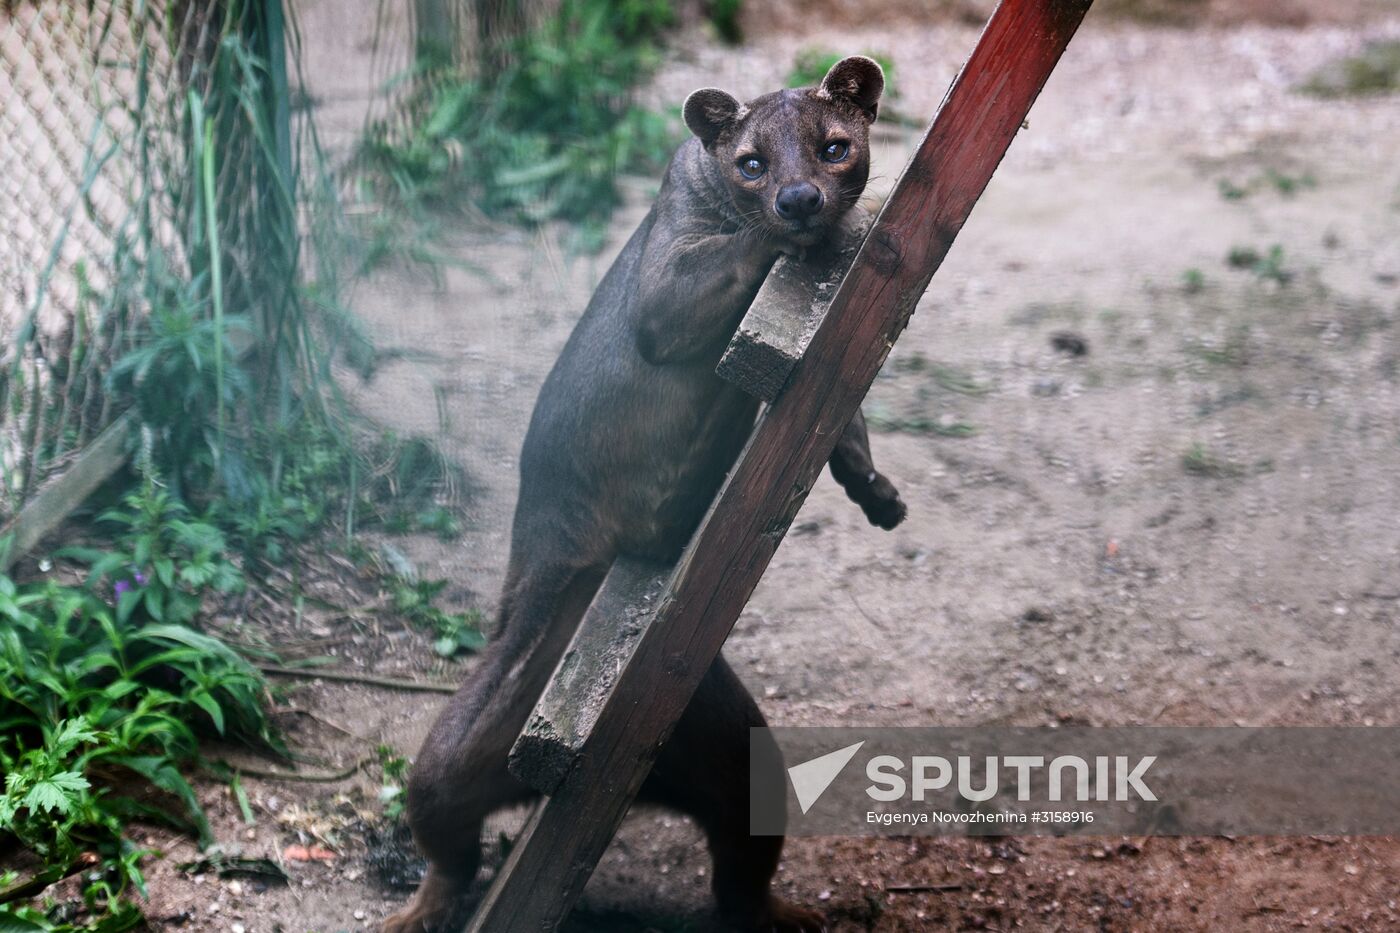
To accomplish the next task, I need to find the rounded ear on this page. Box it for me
[818,55,885,121]
[683,88,745,148]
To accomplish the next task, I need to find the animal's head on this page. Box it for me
[683,56,883,246]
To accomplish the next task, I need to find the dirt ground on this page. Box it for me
[128,3,1400,931]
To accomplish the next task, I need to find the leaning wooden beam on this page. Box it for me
[0,411,133,574]
[715,209,872,402]
[509,558,672,794]
[466,2,1093,929]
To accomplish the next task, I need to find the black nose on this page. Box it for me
[774,182,823,221]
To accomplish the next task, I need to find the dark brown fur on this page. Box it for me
[385,57,902,933]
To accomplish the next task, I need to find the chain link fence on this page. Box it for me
[0,0,307,521]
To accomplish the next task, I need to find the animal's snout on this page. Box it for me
[774,182,823,221]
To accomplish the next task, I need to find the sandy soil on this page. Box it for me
[107,4,1400,931]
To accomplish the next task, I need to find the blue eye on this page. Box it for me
[822,141,849,163]
[737,156,766,179]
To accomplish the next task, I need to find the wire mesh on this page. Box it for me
[0,0,301,520]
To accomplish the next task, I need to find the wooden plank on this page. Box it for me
[716,209,872,401]
[0,412,133,574]
[465,2,1093,929]
[508,558,672,795]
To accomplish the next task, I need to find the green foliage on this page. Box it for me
[1226,244,1292,286]
[784,47,918,126]
[375,745,409,821]
[1217,169,1316,201]
[389,577,486,658]
[1300,40,1400,98]
[63,489,243,627]
[1091,0,1207,25]
[361,0,682,243]
[706,0,744,43]
[1181,443,1244,478]
[787,47,897,96]
[104,272,251,499]
[0,480,279,928]
[0,719,156,931]
[1216,178,1247,201]
[866,409,977,438]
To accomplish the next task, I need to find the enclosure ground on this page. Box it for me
[98,5,1400,930]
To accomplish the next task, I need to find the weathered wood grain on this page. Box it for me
[465,2,1093,929]
[0,412,133,573]
[508,558,672,795]
[716,209,871,401]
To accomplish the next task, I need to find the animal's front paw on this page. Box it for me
[859,473,906,530]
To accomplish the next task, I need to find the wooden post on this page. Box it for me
[468,1,1093,928]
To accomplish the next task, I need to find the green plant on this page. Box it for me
[389,577,486,657]
[1226,245,1261,269]
[375,745,409,821]
[0,480,282,927]
[786,47,897,95]
[0,720,148,930]
[0,569,274,926]
[892,355,990,395]
[1264,168,1316,196]
[104,276,252,499]
[1217,170,1315,201]
[1300,40,1400,98]
[1217,178,1247,201]
[62,488,243,628]
[0,571,275,776]
[1181,443,1244,478]
[1094,0,1207,25]
[1225,244,1292,285]
[866,410,977,438]
[360,0,681,243]
[706,0,743,43]
[927,364,991,396]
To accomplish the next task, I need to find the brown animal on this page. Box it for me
[385,56,902,933]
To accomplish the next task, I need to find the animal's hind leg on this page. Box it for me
[829,407,906,529]
[383,559,606,933]
[641,656,824,933]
